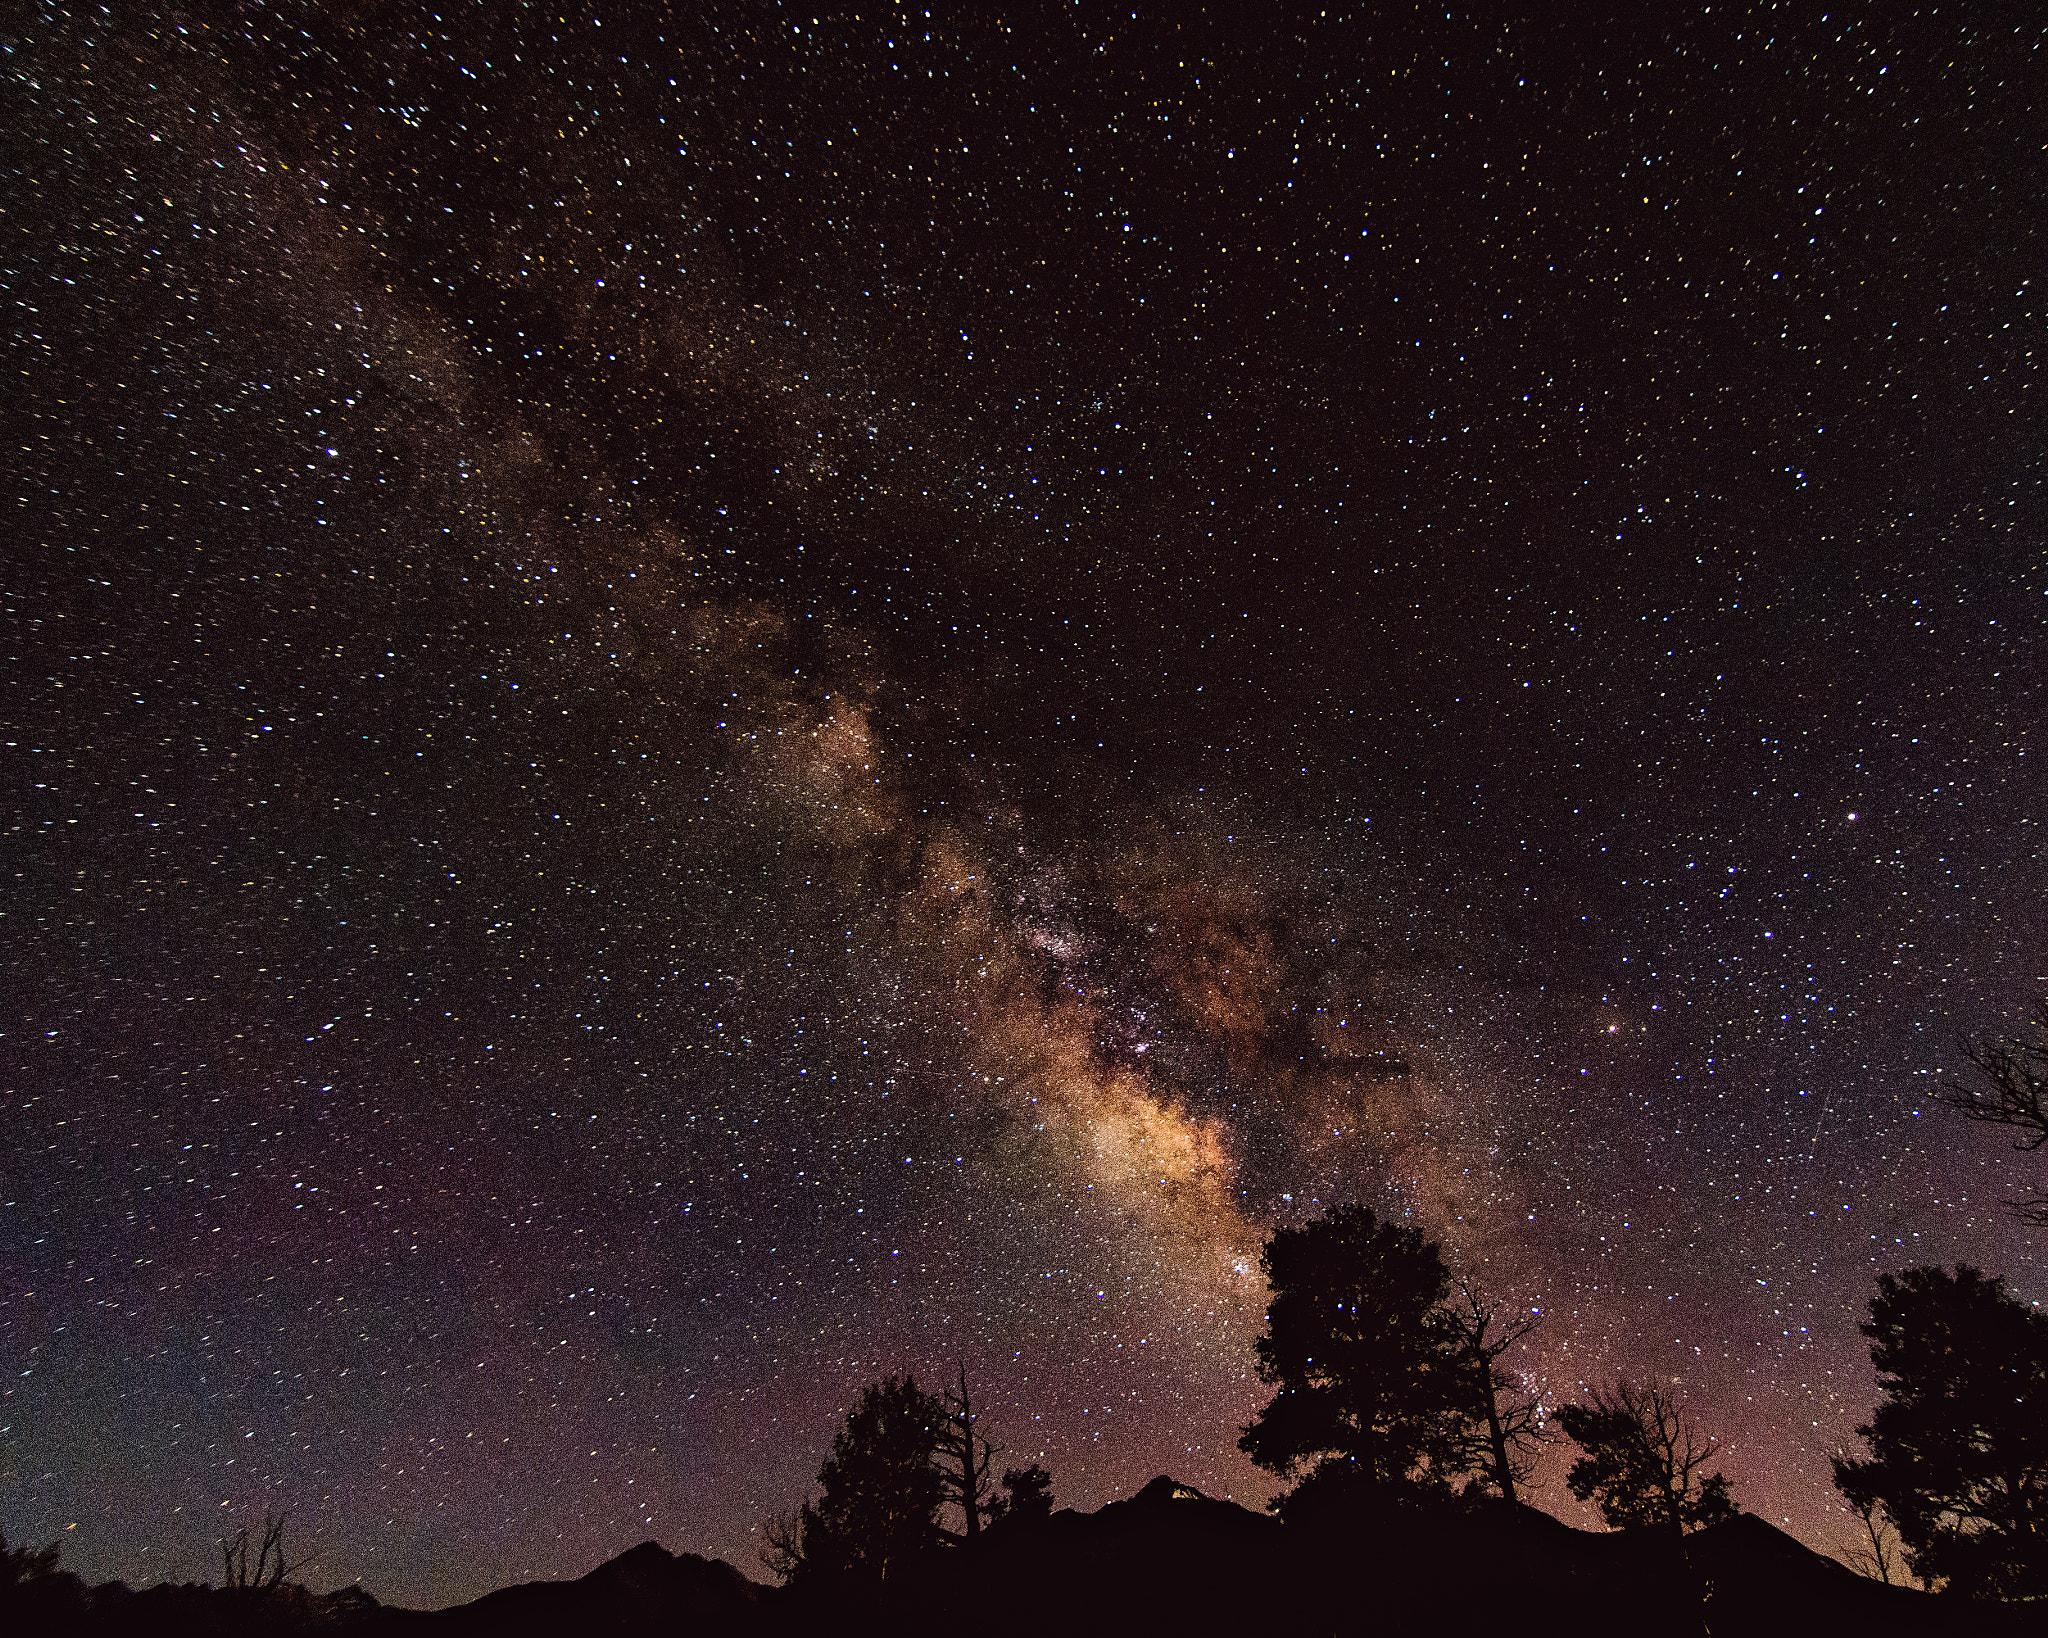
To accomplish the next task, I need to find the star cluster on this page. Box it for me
[3,0,2043,1608]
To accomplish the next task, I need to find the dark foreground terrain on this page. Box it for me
[8,1478,2035,1636]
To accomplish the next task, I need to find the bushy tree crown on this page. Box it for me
[1239,1204,1472,1489]
[792,1374,946,1583]
[1834,1265,2048,1599]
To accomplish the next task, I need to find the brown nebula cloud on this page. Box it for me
[584,588,1547,1294]
[464,523,1494,1331]
[124,12,1549,1322]
[424,384,1549,1316]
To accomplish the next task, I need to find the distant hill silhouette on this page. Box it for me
[10,1477,2036,1635]
[400,1540,763,1634]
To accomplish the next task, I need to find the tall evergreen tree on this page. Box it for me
[773,1375,946,1584]
[1238,1204,1474,1493]
[1833,1265,2048,1599]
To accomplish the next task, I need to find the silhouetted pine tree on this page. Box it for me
[1834,1265,2048,1598]
[1239,1204,1477,1496]
[768,1375,946,1584]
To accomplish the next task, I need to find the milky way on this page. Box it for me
[4,1,2044,1607]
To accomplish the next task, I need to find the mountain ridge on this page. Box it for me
[7,1476,2032,1635]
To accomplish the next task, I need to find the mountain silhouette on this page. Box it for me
[414,1539,762,1635]
[847,1475,2032,1637]
[10,1478,2036,1635]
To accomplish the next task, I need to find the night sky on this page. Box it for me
[5,0,2045,1609]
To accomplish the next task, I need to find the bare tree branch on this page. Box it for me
[759,1507,808,1583]
[1945,1002,2048,1226]
[934,1362,1001,1540]
[1557,1382,1736,1534]
[1447,1281,1550,1503]
[1836,1490,1909,1587]
[218,1513,312,1593]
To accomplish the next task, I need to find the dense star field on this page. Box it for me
[4,0,2044,1608]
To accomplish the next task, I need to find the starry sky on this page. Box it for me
[4,0,2045,1609]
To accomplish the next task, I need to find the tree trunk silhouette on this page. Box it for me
[219,1514,301,1592]
[936,1363,999,1541]
[1478,1348,1516,1504]
[1449,1282,1546,1503]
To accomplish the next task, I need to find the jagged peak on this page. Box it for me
[1129,1475,1214,1505]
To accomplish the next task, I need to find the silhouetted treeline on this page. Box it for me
[26,1480,2030,1636]
[759,1367,1056,1588]
[11,1159,2047,1631]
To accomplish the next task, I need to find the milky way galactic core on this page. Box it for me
[4,1,2043,1608]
